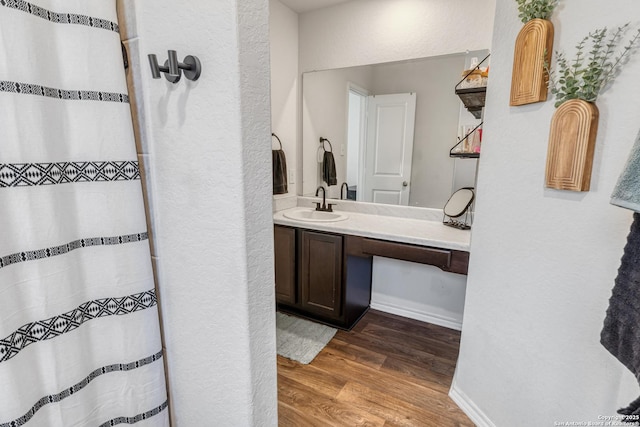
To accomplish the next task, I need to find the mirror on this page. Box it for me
[443,188,475,218]
[302,50,488,209]
[442,187,475,230]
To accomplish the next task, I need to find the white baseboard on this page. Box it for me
[369,301,463,331]
[449,381,496,427]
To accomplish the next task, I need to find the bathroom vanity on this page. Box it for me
[273,204,471,330]
[274,226,372,329]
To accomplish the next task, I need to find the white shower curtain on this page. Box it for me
[0,1,169,425]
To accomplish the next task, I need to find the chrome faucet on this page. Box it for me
[314,186,334,212]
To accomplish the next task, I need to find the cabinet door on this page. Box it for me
[274,226,296,305]
[300,230,343,319]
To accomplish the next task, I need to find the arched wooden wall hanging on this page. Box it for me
[510,19,554,106]
[545,99,599,191]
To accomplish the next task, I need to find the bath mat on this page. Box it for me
[276,312,337,364]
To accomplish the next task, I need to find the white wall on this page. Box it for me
[299,0,496,72]
[372,257,468,330]
[270,0,299,197]
[452,1,640,426]
[119,0,278,425]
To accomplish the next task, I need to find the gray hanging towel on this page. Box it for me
[272,133,288,195]
[611,128,640,211]
[601,213,640,418]
[323,151,337,186]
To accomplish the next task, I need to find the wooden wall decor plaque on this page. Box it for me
[545,99,599,191]
[510,19,554,106]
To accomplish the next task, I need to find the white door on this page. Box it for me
[362,93,417,205]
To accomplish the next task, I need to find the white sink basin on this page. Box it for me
[282,207,348,223]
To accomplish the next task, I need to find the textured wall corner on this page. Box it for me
[454,0,640,426]
[129,0,278,424]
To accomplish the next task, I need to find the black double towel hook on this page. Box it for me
[148,50,202,84]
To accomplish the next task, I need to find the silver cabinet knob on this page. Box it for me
[402,181,408,187]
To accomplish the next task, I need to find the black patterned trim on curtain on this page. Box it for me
[0,351,165,427]
[0,290,158,363]
[98,401,170,427]
[0,0,120,33]
[0,161,140,187]
[0,81,129,103]
[0,232,149,270]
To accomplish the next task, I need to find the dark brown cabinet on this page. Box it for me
[274,225,372,330]
[274,225,296,305]
[300,230,343,319]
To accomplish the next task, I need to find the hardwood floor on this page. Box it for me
[277,310,474,427]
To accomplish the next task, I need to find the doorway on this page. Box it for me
[346,88,417,206]
[346,83,368,201]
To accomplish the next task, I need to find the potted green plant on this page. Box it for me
[516,0,558,23]
[545,25,640,191]
[547,25,640,107]
[510,0,558,106]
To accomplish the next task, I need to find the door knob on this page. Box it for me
[403,181,408,187]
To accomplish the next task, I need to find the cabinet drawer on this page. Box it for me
[360,237,469,274]
[362,238,451,268]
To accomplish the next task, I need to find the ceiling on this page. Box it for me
[278,0,352,14]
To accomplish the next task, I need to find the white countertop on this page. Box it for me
[273,207,471,251]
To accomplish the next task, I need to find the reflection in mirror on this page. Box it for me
[302,50,488,209]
